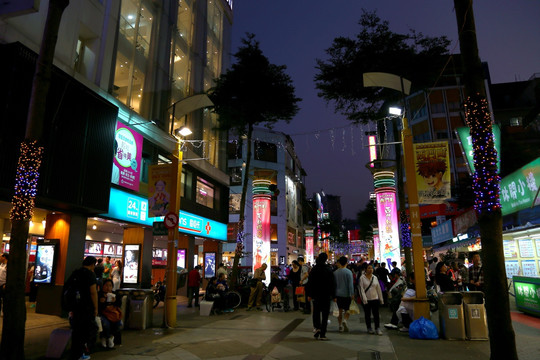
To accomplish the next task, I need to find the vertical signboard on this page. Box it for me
[253,195,271,283]
[376,191,401,268]
[456,125,501,175]
[305,235,314,265]
[373,234,380,261]
[148,164,173,218]
[369,135,377,167]
[112,122,143,191]
[413,141,451,204]
[123,244,141,284]
[500,157,540,216]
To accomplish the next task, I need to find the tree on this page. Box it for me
[315,10,451,275]
[314,9,451,122]
[1,1,70,359]
[356,200,377,240]
[208,34,301,287]
[453,1,517,358]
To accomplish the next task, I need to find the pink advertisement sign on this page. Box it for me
[376,191,401,268]
[112,122,143,191]
[305,236,314,265]
[253,195,271,283]
[373,234,380,261]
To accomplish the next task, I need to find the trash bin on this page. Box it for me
[438,292,466,340]
[462,291,488,340]
[115,289,132,325]
[127,289,154,330]
[177,269,188,289]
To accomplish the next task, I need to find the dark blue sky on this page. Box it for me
[230,0,540,219]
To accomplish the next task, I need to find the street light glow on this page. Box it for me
[389,107,402,116]
[176,126,192,137]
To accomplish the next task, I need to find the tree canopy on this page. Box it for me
[208,33,301,135]
[315,10,451,123]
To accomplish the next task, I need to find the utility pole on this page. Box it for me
[453,1,517,358]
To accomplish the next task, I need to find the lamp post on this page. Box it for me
[364,72,430,319]
[164,126,192,327]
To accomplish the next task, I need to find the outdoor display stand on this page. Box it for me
[462,291,488,340]
[438,292,466,340]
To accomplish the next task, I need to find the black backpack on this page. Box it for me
[62,269,82,311]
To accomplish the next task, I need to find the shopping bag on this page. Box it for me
[348,299,360,315]
[295,286,305,295]
[409,316,439,340]
[331,301,340,317]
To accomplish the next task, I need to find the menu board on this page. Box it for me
[522,260,538,277]
[103,244,116,256]
[503,240,518,258]
[505,260,520,278]
[536,239,540,257]
[519,239,535,258]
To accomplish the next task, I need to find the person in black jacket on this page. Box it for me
[306,253,336,341]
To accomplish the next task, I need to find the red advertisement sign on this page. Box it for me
[253,195,271,280]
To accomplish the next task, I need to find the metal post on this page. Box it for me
[165,140,183,327]
[401,116,430,319]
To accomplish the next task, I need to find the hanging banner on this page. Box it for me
[373,234,380,261]
[112,122,143,191]
[253,195,271,283]
[414,141,451,204]
[376,192,401,268]
[148,164,173,218]
[305,235,314,265]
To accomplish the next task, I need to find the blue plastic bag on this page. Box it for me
[408,316,439,340]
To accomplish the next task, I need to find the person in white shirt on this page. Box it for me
[358,264,384,335]
[397,272,416,332]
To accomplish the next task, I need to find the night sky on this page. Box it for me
[230,0,540,220]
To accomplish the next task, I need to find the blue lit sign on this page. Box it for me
[103,188,227,241]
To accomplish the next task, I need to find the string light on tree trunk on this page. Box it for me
[10,140,44,221]
[463,94,501,213]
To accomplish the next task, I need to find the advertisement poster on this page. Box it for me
[34,244,55,284]
[537,240,540,257]
[376,192,401,268]
[204,252,216,278]
[456,125,501,175]
[123,244,140,284]
[373,234,380,261]
[112,122,143,191]
[514,277,540,316]
[116,245,123,257]
[500,158,540,216]
[152,248,166,266]
[413,141,451,204]
[522,260,538,277]
[305,235,314,265]
[503,240,518,258]
[103,244,116,256]
[505,260,520,278]
[85,241,103,256]
[148,164,173,218]
[177,249,186,269]
[253,194,271,283]
[519,239,535,258]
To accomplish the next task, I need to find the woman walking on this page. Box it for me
[358,264,384,335]
[287,260,301,311]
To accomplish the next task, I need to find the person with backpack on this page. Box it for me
[65,256,99,360]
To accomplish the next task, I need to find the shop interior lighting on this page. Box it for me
[176,126,193,137]
[92,224,97,230]
[42,219,46,228]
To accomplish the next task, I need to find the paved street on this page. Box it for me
[2,295,539,360]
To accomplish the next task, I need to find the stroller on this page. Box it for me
[267,275,290,312]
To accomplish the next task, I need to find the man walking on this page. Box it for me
[306,253,335,341]
[298,257,311,314]
[102,256,112,280]
[187,265,202,307]
[469,253,484,292]
[67,256,98,360]
[334,256,354,333]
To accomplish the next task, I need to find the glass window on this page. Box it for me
[229,193,241,213]
[227,140,242,159]
[196,177,214,208]
[229,167,242,185]
[254,141,277,162]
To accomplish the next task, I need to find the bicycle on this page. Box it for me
[225,290,242,309]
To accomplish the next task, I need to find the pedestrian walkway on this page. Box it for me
[2,297,539,360]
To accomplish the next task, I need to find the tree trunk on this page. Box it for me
[229,124,254,288]
[0,1,69,358]
[454,1,517,359]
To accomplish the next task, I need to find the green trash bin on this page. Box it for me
[438,292,466,340]
[127,290,154,330]
[462,291,488,340]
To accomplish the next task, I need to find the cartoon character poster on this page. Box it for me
[376,191,401,268]
[414,141,451,204]
[148,164,173,218]
[112,122,143,191]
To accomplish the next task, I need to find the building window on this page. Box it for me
[229,193,241,213]
[196,177,214,208]
[510,117,522,127]
[254,141,277,162]
[436,131,449,139]
[229,167,242,185]
[227,141,242,159]
[430,102,446,114]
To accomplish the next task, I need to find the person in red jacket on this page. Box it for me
[187,265,202,307]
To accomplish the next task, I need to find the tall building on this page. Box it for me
[0,0,232,313]
[227,128,308,267]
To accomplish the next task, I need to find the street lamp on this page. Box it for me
[364,72,430,320]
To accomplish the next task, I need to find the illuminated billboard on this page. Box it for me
[253,194,271,284]
[369,135,377,167]
[305,235,314,265]
[376,191,401,268]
